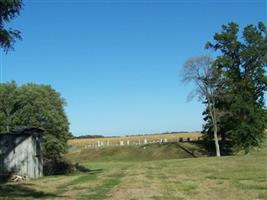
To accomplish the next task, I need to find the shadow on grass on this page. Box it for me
[0,183,61,199]
[195,140,233,156]
[175,143,198,158]
[56,168,104,194]
[88,168,103,174]
[168,141,229,158]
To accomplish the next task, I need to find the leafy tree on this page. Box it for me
[16,83,70,158]
[0,81,20,132]
[0,82,70,158]
[0,0,23,52]
[182,55,221,156]
[205,22,267,153]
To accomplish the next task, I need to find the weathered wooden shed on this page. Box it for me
[0,128,43,179]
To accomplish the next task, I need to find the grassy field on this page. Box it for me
[66,142,208,162]
[0,141,266,200]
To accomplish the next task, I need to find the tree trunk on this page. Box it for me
[207,98,221,157]
[213,120,221,157]
[6,125,9,132]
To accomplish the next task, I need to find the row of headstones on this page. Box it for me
[83,137,202,149]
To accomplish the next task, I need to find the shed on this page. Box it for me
[0,128,43,179]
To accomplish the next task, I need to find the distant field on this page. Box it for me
[68,132,202,147]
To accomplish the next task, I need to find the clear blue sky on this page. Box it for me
[1,0,266,136]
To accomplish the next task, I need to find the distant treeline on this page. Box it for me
[73,135,105,139]
[72,131,193,139]
[125,131,190,137]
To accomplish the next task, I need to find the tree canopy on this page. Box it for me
[203,22,267,153]
[0,82,70,158]
[0,0,23,52]
[183,22,266,155]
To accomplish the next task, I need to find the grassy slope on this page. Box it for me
[0,142,266,200]
[65,142,208,162]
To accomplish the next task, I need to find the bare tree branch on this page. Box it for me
[181,55,221,157]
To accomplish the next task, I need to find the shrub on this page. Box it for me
[43,158,90,176]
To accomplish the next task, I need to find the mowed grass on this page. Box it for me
[0,142,266,200]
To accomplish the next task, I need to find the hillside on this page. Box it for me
[65,142,208,162]
[0,141,266,199]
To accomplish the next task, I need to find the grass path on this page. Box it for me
[0,143,266,199]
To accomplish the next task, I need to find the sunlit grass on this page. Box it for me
[0,140,266,199]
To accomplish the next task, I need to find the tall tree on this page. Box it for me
[0,82,70,158]
[205,22,267,153]
[0,81,19,132]
[182,55,221,157]
[0,0,23,52]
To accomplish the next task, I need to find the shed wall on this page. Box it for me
[0,134,43,179]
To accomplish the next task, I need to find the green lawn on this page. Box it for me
[0,142,266,200]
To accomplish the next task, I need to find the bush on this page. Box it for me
[43,158,89,176]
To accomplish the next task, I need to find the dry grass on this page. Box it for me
[68,132,202,147]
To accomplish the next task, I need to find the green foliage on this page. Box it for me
[43,158,90,176]
[0,81,19,132]
[0,0,23,52]
[0,82,70,158]
[204,22,267,153]
[73,134,105,139]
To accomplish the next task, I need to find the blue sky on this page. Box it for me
[1,0,266,136]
